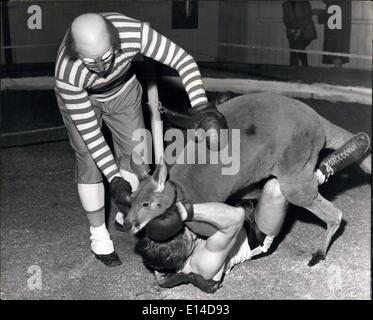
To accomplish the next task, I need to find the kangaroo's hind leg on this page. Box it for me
[304,193,343,267]
[278,168,342,267]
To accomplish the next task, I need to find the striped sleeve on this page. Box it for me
[140,23,208,108]
[55,58,120,182]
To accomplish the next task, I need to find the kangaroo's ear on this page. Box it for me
[130,151,150,180]
[152,156,168,193]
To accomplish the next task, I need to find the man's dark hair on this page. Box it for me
[65,16,121,61]
[135,228,191,273]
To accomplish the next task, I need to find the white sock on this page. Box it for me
[89,224,114,255]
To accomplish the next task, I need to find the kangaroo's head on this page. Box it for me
[125,152,176,234]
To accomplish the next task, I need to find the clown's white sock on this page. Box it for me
[90,224,114,255]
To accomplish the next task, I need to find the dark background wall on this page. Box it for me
[1,1,371,69]
[1,0,219,64]
[217,0,372,69]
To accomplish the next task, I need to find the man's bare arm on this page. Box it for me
[191,203,243,233]
[180,202,244,279]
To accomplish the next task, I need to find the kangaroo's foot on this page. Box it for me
[304,193,343,267]
[308,249,326,267]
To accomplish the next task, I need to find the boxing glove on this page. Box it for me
[110,176,132,214]
[145,204,183,241]
[189,102,228,152]
[145,202,194,242]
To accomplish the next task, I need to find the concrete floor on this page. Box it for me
[0,136,371,300]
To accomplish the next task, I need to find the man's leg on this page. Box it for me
[299,40,311,67]
[238,178,288,258]
[78,183,105,227]
[102,79,150,229]
[333,58,343,68]
[247,131,370,255]
[77,183,119,262]
[299,52,309,66]
[289,40,298,66]
[255,178,288,237]
[59,104,121,267]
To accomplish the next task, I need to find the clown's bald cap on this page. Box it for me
[71,13,111,58]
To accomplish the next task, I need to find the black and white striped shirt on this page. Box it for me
[55,12,208,182]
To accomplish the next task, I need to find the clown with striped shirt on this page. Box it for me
[55,12,227,266]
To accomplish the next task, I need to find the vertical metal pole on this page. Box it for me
[1,1,13,64]
[144,22,164,164]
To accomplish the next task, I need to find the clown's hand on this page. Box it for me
[189,102,229,152]
[110,176,132,213]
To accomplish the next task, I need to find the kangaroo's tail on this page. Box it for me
[318,115,371,174]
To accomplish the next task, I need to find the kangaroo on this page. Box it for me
[125,92,371,266]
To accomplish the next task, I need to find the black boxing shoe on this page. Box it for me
[93,251,122,267]
[318,132,370,182]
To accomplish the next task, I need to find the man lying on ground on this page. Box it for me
[136,179,289,293]
[135,134,369,293]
